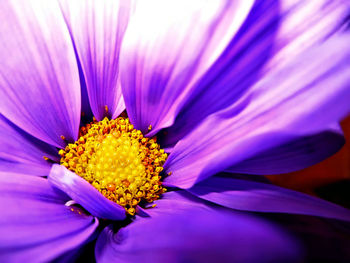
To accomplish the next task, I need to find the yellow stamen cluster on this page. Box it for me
[59,117,167,215]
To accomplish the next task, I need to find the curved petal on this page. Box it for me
[225,124,345,175]
[266,0,350,71]
[0,172,98,262]
[160,0,280,146]
[58,0,132,120]
[160,0,349,146]
[188,176,350,222]
[95,207,301,263]
[138,190,215,218]
[164,34,350,188]
[0,0,81,148]
[49,164,126,221]
[120,0,254,134]
[0,115,59,175]
[262,213,350,262]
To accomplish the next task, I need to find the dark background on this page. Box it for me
[268,115,350,209]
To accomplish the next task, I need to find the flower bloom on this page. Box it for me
[1,0,350,262]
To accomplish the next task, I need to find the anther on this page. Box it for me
[107,183,116,191]
[43,156,55,163]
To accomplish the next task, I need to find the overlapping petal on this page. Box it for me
[225,125,344,175]
[266,0,350,72]
[120,0,254,134]
[119,0,349,147]
[0,172,98,262]
[160,0,280,146]
[0,1,348,262]
[96,206,301,263]
[0,0,81,148]
[59,0,133,120]
[164,34,350,188]
[140,191,214,217]
[49,164,126,221]
[189,176,350,221]
[148,0,349,146]
[0,115,59,175]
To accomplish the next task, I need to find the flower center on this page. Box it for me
[59,117,167,215]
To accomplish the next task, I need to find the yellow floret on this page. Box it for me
[59,117,167,215]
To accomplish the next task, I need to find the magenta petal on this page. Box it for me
[164,34,350,188]
[96,207,301,263]
[0,115,59,175]
[120,0,254,134]
[59,0,132,120]
[188,176,350,221]
[0,173,98,262]
[0,0,81,148]
[225,125,344,175]
[49,164,126,220]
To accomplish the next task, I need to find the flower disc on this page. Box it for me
[59,117,167,215]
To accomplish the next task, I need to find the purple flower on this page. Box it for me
[1,0,350,262]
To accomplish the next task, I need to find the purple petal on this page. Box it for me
[0,115,59,175]
[160,0,349,147]
[267,0,350,72]
[139,190,215,218]
[49,164,126,221]
[160,0,280,146]
[188,176,350,221]
[58,0,132,120]
[120,0,254,134]
[225,125,344,175]
[0,172,98,262]
[0,0,81,148]
[164,34,350,188]
[95,207,301,263]
[263,213,350,262]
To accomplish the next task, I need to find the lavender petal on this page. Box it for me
[0,0,81,148]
